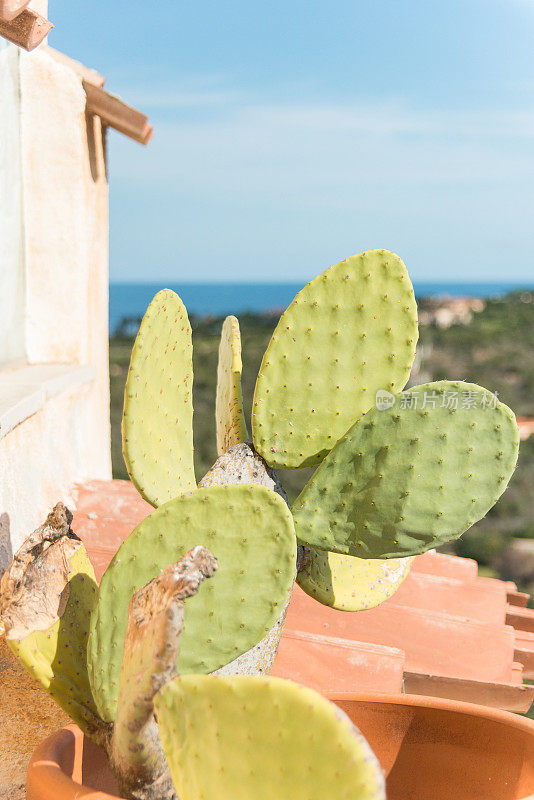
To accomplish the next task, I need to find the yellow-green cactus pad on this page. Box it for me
[155,675,385,800]
[216,315,249,456]
[292,381,519,558]
[298,547,413,611]
[252,249,418,469]
[122,289,196,507]
[6,544,101,735]
[88,485,297,722]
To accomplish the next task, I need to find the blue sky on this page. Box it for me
[51,0,534,283]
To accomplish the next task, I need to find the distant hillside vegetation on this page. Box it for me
[110,291,534,601]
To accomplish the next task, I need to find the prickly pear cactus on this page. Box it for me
[111,546,219,800]
[216,315,249,456]
[292,380,520,558]
[199,441,287,500]
[0,504,102,738]
[297,547,413,611]
[88,485,297,722]
[252,249,418,469]
[199,442,297,677]
[122,288,196,508]
[155,675,385,800]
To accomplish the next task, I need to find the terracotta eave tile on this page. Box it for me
[0,6,52,51]
[508,590,530,608]
[514,632,534,679]
[403,671,534,714]
[506,605,534,634]
[83,80,153,145]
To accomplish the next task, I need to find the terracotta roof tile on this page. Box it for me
[272,631,405,694]
[507,605,534,634]
[0,6,51,50]
[384,569,507,625]
[285,585,517,684]
[83,80,153,145]
[72,479,534,713]
[411,550,479,581]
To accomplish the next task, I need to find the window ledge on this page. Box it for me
[0,363,95,440]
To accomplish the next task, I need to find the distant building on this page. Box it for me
[517,418,534,441]
[419,297,486,329]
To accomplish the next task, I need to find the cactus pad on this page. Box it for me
[252,249,418,469]
[216,316,249,455]
[292,381,519,558]
[4,542,101,736]
[297,547,413,611]
[111,547,218,797]
[155,675,385,800]
[122,289,196,507]
[88,485,297,722]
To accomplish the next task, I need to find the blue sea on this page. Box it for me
[109,281,534,335]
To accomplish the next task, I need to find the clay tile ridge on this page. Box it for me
[83,79,154,146]
[0,4,52,50]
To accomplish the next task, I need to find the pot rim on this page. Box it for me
[27,692,534,800]
[27,724,121,800]
[325,690,534,735]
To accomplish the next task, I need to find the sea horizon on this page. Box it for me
[109,280,534,334]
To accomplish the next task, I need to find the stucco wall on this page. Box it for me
[0,48,24,365]
[0,43,111,558]
[0,381,108,563]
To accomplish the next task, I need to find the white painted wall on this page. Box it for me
[0,43,111,562]
[0,47,25,366]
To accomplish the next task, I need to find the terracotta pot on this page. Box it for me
[327,693,534,800]
[27,694,534,800]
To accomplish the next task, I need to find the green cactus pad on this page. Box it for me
[7,545,101,735]
[216,316,249,456]
[292,381,519,558]
[252,249,418,469]
[122,289,196,507]
[297,547,413,611]
[155,675,385,800]
[88,485,297,723]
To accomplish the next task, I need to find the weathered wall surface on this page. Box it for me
[0,379,109,561]
[0,43,111,556]
[0,28,112,799]
[0,47,25,365]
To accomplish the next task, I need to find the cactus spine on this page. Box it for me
[0,248,521,800]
